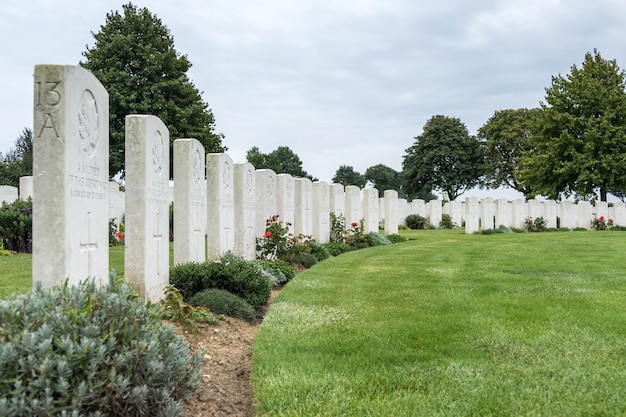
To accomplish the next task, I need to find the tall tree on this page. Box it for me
[403,115,484,200]
[0,128,33,187]
[246,146,316,180]
[478,108,540,198]
[522,50,626,201]
[81,3,225,178]
[364,164,402,197]
[332,165,365,188]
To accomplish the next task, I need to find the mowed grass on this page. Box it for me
[0,244,175,297]
[251,230,626,416]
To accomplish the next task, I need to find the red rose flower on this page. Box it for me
[599,216,605,221]
[351,222,358,227]
[264,231,273,238]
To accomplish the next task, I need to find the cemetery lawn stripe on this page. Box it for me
[251,230,626,416]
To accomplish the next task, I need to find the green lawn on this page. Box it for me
[0,244,174,298]
[251,230,626,416]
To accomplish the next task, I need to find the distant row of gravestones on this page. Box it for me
[16,64,618,302]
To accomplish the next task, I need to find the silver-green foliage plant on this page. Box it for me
[0,279,202,417]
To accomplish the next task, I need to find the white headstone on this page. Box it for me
[543,200,558,228]
[559,201,577,229]
[32,65,109,288]
[312,181,330,243]
[410,199,427,218]
[19,176,33,200]
[173,138,207,265]
[480,197,495,230]
[448,200,463,228]
[428,199,442,228]
[0,185,18,204]
[345,185,362,226]
[527,199,543,221]
[124,115,169,301]
[234,162,256,260]
[577,201,593,229]
[295,178,313,236]
[594,201,609,221]
[276,173,295,234]
[398,198,408,227]
[383,190,399,235]
[511,199,528,229]
[108,181,121,227]
[494,198,512,228]
[329,183,345,217]
[464,196,479,234]
[255,169,277,236]
[362,188,379,233]
[206,153,235,259]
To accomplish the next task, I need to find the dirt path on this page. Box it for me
[178,289,281,417]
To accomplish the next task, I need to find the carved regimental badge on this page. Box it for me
[78,90,98,157]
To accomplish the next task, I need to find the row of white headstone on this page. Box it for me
[26,64,622,302]
[29,65,404,302]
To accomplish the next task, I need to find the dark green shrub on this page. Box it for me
[405,214,427,230]
[190,288,256,322]
[439,213,457,229]
[573,227,588,231]
[169,261,210,299]
[525,216,547,232]
[308,241,330,261]
[367,232,391,246]
[0,198,32,253]
[386,234,407,243]
[170,255,271,306]
[0,279,202,417]
[610,225,626,231]
[294,252,318,268]
[323,241,351,256]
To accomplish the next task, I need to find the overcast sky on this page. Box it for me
[2,0,625,199]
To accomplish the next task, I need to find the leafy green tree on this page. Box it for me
[332,165,366,188]
[364,164,402,197]
[0,128,33,187]
[403,115,484,201]
[478,108,540,198]
[246,146,316,180]
[81,3,225,178]
[523,50,626,201]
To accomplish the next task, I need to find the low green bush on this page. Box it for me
[323,241,351,256]
[294,252,318,268]
[439,213,457,229]
[367,232,391,246]
[190,288,257,322]
[405,214,427,229]
[0,279,202,417]
[386,234,407,243]
[308,241,330,261]
[170,255,271,306]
